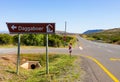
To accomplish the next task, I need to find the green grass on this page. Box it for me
[0,53,81,82]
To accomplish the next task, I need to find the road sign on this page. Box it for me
[6,22,55,75]
[69,43,72,53]
[6,23,55,34]
[69,43,72,57]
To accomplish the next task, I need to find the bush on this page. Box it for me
[13,35,18,45]
[21,34,44,46]
[0,34,12,45]
[13,34,44,46]
[0,34,76,47]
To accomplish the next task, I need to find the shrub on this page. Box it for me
[0,34,12,45]
[0,34,76,47]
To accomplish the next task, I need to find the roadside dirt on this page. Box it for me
[0,54,16,66]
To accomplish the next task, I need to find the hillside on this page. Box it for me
[81,28,120,45]
[83,29,103,34]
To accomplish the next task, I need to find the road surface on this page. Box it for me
[76,35,120,82]
[0,35,120,82]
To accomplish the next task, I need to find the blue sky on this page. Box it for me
[0,0,120,33]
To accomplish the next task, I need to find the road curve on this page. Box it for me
[76,35,120,82]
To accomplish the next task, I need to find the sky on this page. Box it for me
[0,0,120,33]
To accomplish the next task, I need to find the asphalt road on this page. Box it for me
[76,35,120,82]
[0,35,120,82]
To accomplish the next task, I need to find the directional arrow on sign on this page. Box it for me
[11,25,17,30]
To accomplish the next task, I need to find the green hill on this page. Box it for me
[81,28,120,45]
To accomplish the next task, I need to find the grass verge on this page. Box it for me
[0,54,82,82]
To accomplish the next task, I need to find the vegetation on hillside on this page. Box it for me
[80,28,120,45]
[0,34,76,47]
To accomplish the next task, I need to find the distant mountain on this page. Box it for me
[83,29,103,34]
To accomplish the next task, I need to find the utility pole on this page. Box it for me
[65,21,67,35]
[64,21,67,47]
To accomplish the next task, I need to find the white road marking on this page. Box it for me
[79,46,83,50]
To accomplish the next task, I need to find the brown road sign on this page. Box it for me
[6,23,55,34]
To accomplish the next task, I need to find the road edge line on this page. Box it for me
[85,56,119,82]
